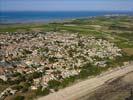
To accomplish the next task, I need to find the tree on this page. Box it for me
[12,85,23,91]
[61,76,76,88]
[20,82,31,92]
[12,72,21,77]
[0,79,6,84]
[27,72,42,81]
[48,80,61,89]
[36,87,50,96]
[79,63,101,79]
[48,57,58,63]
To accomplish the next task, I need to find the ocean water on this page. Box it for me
[0,11,133,24]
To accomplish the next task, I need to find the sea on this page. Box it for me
[0,11,133,24]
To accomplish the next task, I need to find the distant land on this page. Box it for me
[0,11,133,24]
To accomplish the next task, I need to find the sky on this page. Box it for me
[0,0,133,11]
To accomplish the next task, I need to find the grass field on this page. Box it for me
[0,16,133,55]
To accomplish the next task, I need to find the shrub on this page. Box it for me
[12,85,23,91]
[48,57,58,63]
[48,80,61,89]
[13,95,25,100]
[79,63,101,79]
[27,72,42,81]
[60,76,77,88]
[36,87,50,96]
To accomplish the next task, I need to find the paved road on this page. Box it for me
[38,64,133,100]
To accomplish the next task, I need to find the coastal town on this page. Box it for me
[0,31,123,99]
[0,0,133,99]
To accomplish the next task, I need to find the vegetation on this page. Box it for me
[13,95,25,100]
[48,80,61,90]
[60,76,77,88]
[0,16,133,99]
[79,63,102,79]
[35,87,50,96]
[27,72,42,81]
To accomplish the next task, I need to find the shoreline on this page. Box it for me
[0,13,133,25]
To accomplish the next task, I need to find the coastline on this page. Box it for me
[0,11,133,25]
[0,15,132,30]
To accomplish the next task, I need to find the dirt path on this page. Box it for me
[37,64,133,100]
[85,72,133,100]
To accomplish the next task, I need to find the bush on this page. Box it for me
[12,85,23,91]
[32,72,42,78]
[12,72,21,77]
[21,87,28,92]
[61,76,76,88]
[36,87,50,96]
[48,57,58,63]
[0,79,6,84]
[20,82,31,88]
[79,63,101,79]
[48,80,61,89]
[13,95,25,100]
[27,72,42,81]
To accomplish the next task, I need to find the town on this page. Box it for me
[0,31,123,100]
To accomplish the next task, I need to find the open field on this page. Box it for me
[1,16,133,50]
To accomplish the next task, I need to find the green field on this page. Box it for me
[1,16,133,55]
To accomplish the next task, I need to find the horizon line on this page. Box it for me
[0,10,133,12]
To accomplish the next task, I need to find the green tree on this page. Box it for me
[48,80,61,89]
[27,72,42,81]
[79,63,101,79]
[12,85,23,91]
[48,57,58,63]
[36,87,50,96]
[61,76,76,88]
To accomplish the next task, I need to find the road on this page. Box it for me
[38,64,133,100]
